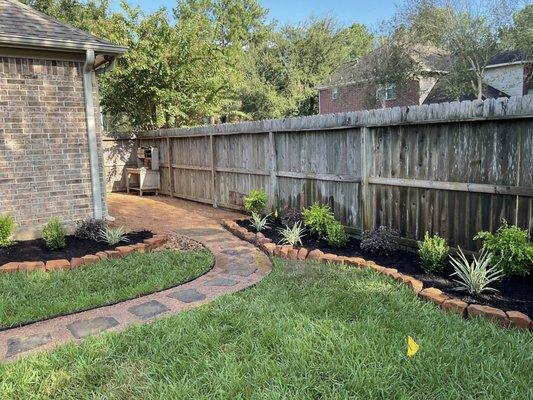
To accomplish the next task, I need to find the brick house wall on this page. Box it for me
[0,55,106,239]
[319,79,421,114]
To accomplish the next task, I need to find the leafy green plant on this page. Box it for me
[326,221,347,248]
[99,227,130,246]
[250,212,271,232]
[0,214,16,248]
[74,218,106,241]
[418,232,449,273]
[278,221,306,246]
[450,248,503,296]
[243,189,268,215]
[43,218,66,250]
[302,203,336,239]
[360,226,399,256]
[474,219,533,277]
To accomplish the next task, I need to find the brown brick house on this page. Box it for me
[318,47,532,114]
[0,0,126,239]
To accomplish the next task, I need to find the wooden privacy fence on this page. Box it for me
[106,96,533,251]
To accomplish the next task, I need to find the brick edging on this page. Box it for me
[221,219,532,332]
[0,234,168,274]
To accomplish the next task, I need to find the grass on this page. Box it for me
[0,259,531,399]
[0,250,213,328]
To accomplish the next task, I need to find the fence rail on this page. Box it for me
[104,96,533,250]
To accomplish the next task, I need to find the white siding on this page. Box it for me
[483,64,524,97]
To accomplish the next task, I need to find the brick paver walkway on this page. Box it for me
[0,194,271,361]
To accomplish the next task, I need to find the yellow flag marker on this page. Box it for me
[407,336,420,358]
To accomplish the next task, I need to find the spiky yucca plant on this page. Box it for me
[449,248,503,296]
[278,221,306,247]
[250,212,270,232]
[99,227,130,246]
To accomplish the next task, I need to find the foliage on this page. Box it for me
[278,221,306,247]
[360,226,399,256]
[302,203,336,239]
[1,260,531,399]
[326,221,348,248]
[0,214,16,248]
[43,218,66,250]
[474,219,533,277]
[250,212,270,232]
[280,207,302,228]
[243,189,268,215]
[0,250,212,328]
[418,232,449,273]
[450,248,503,296]
[99,227,130,246]
[74,218,107,241]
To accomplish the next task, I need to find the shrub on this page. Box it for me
[250,212,270,232]
[326,222,348,248]
[243,189,268,215]
[360,226,399,256]
[43,218,66,250]
[0,214,16,248]
[278,221,306,246]
[418,232,449,273]
[450,247,503,296]
[74,218,106,241]
[280,207,302,228]
[99,227,130,246]
[302,203,336,239]
[474,219,533,277]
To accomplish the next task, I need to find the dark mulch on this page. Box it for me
[238,219,533,318]
[0,231,153,264]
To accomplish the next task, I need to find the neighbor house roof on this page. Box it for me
[0,0,127,56]
[486,50,530,68]
[318,45,450,89]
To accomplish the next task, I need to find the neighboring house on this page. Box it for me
[318,47,532,114]
[0,0,126,239]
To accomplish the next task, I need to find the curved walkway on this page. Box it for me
[0,194,272,361]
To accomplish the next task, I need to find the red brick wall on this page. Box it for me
[0,56,106,239]
[319,80,421,114]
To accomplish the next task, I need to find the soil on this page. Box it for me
[0,231,153,264]
[238,219,533,318]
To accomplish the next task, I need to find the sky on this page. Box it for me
[110,0,400,29]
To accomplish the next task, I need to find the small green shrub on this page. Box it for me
[0,214,17,248]
[278,221,306,246]
[418,232,449,273]
[43,218,66,250]
[250,212,270,232]
[360,226,399,256]
[450,248,503,296]
[326,222,347,247]
[99,227,130,246]
[474,219,533,277]
[302,203,336,239]
[243,189,268,215]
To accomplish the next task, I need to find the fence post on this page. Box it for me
[166,137,173,197]
[360,126,371,233]
[210,134,218,208]
[268,131,279,209]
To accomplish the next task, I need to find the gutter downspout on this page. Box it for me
[83,49,103,220]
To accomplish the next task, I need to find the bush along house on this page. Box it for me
[318,46,532,114]
[0,0,126,239]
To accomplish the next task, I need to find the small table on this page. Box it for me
[126,168,160,196]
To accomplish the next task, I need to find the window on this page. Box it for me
[331,87,338,101]
[376,84,397,101]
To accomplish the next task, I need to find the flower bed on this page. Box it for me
[0,232,168,273]
[223,218,532,331]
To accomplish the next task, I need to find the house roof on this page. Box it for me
[486,50,530,68]
[423,81,510,105]
[318,44,450,89]
[0,0,127,56]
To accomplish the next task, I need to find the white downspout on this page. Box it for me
[83,49,103,219]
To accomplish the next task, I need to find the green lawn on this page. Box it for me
[0,250,213,328]
[0,259,531,399]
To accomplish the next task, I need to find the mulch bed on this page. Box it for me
[237,219,533,318]
[0,231,153,264]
